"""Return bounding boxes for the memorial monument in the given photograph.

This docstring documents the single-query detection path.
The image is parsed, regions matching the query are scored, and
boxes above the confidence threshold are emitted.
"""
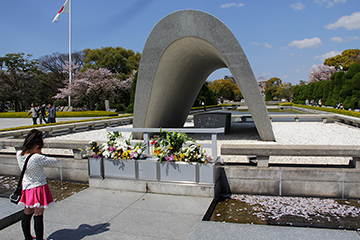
[133,10,275,141]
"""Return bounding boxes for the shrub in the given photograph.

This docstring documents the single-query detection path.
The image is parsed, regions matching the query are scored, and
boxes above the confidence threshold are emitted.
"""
[95,103,105,111]
[279,102,293,106]
[0,111,118,118]
[125,103,134,113]
[292,104,360,118]
[0,114,132,132]
[53,99,68,106]
[344,63,360,80]
[110,103,125,112]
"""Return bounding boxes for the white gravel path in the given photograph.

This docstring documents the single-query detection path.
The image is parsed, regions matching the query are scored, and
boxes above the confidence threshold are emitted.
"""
[49,121,360,145]
[48,121,360,165]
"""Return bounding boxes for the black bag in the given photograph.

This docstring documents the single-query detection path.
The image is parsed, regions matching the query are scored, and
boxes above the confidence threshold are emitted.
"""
[9,187,22,204]
[9,154,33,204]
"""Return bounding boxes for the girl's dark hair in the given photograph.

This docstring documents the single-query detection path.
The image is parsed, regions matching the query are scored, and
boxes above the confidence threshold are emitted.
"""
[21,129,44,155]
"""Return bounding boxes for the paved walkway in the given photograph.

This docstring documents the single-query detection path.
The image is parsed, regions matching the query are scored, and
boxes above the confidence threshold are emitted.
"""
[0,117,105,130]
[1,188,359,240]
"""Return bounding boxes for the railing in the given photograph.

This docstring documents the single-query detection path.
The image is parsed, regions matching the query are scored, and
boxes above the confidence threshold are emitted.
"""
[231,114,335,123]
[221,144,360,167]
[106,127,225,157]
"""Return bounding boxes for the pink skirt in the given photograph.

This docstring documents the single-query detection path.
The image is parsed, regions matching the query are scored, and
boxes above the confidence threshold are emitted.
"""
[19,184,55,208]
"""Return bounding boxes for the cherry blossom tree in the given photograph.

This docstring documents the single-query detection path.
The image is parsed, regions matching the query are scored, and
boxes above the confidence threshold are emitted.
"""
[54,66,135,109]
[308,65,338,83]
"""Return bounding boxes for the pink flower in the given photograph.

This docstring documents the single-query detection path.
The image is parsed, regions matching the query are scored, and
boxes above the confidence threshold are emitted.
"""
[109,146,115,152]
[165,155,174,161]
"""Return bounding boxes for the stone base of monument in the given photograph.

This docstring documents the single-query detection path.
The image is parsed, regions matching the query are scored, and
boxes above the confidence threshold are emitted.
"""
[88,157,222,197]
[89,178,221,197]
[194,112,231,134]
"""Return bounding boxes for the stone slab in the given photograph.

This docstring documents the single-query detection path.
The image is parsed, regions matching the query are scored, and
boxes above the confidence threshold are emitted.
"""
[344,182,360,199]
[1,188,358,240]
[281,168,344,182]
[281,181,342,198]
[227,179,279,196]
[0,197,23,230]
[194,112,231,134]
[187,221,358,240]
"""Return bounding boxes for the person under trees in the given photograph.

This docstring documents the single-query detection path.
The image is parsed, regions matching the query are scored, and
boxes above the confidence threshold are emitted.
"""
[292,63,360,109]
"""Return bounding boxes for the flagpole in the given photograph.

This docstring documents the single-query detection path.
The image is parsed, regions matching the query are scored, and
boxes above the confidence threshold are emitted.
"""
[68,0,72,107]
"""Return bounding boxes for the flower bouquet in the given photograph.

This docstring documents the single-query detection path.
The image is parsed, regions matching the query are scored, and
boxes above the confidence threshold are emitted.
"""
[151,129,212,164]
[89,131,147,160]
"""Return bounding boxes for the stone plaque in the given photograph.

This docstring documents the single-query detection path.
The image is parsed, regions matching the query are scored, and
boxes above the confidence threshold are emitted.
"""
[194,112,231,134]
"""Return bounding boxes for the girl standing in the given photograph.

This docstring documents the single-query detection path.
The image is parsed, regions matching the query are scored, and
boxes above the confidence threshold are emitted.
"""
[17,129,58,240]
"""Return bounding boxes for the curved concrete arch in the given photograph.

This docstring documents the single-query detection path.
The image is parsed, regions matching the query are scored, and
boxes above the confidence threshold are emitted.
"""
[133,10,275,141]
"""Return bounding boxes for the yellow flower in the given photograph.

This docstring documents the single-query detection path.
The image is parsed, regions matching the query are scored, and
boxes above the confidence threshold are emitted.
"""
[169,146,173,150]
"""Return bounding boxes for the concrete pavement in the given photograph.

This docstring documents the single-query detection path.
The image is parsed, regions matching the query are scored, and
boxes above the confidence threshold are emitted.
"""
[1,188,359,240]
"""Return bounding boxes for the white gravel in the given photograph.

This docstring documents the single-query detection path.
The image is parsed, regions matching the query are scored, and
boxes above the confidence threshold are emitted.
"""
[47,121,360,165]
[48,121,360,145]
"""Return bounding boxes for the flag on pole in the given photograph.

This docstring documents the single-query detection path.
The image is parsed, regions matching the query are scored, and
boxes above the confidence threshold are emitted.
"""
[51,0,70,23]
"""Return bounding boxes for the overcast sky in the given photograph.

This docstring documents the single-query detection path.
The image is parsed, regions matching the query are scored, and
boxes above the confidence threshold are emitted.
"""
[0,0,359,85]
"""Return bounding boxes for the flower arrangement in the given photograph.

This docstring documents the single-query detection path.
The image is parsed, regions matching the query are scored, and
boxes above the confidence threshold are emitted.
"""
[151,129,212,164]
[89,131,147,160]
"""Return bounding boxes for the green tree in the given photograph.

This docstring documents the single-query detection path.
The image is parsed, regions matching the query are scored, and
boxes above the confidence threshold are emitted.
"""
[292,85,301,103]
[83,47,141,80]
[0,53,40,111]
[332,71,345,102]
[292,63,360,108]
[343,63,360,80]
[265,77,282,101]
[277,82,293,101]
[125,71,138,113]
[352,73,360,108]
[324,49,360,71]
[210,78,240,100]
[193,82,217,107]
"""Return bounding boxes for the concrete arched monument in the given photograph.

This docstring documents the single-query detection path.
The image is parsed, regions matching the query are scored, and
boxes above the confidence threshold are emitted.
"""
[133,10,275,141]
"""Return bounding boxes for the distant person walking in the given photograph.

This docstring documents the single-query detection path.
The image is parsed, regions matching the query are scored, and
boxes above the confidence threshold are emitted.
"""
[17,129,58,240]
[27,103,39,125]
[38,104,47,124]
[318,99,322,107]
[47,103,56,123]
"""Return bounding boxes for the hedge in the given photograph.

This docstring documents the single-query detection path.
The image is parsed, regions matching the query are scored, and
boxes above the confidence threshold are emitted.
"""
[0,111,118,118]
[0,114,133,132]
[281,103,360,118]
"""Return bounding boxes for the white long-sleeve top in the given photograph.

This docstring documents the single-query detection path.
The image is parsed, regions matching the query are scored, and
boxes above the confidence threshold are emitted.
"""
[16,151,58,190]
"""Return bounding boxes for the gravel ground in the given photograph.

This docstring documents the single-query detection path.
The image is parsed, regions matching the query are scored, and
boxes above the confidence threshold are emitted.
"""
[44,121,360,165]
